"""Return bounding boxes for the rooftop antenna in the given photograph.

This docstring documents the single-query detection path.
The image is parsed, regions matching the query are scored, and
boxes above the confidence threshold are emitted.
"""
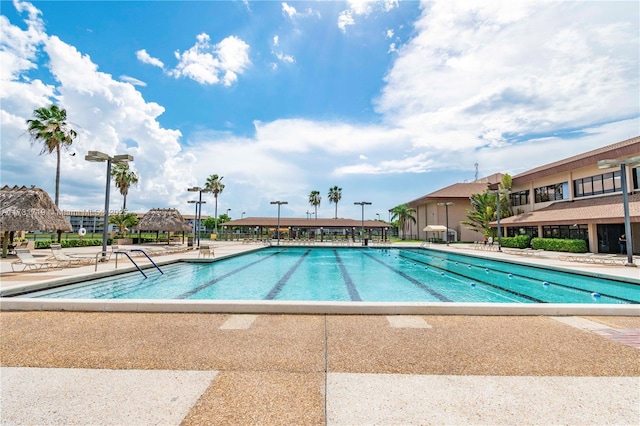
[474,163,479,182]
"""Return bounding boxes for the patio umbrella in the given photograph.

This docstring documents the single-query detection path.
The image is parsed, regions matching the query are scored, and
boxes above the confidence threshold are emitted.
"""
[137,208,191,242]
[0,185,73,257]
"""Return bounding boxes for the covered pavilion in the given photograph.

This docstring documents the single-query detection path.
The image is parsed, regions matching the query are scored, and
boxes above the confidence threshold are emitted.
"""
[223,217,390,241]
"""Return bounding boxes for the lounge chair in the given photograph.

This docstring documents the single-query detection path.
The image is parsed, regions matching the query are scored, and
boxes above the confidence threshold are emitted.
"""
[558,253,596,263]
[11,248,60,272]
[50,244,94,266]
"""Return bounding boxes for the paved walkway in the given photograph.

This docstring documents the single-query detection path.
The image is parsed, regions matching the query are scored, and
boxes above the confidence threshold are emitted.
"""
[1,242,639,425]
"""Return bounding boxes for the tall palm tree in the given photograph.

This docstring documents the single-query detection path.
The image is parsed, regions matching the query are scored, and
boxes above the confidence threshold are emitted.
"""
[308,190,321,219]
[26,104,77,206]
[391,203,416,240]
[111,164,139,210]
[328,186,342,219]
[205,174,225,234]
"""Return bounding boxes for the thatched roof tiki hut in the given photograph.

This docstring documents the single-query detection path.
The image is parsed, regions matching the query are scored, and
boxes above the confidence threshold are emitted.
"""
[137,208,191,243]
[0,185,73,257]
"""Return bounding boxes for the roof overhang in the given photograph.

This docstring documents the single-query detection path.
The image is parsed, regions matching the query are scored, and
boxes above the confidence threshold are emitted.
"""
[423,225,447,232]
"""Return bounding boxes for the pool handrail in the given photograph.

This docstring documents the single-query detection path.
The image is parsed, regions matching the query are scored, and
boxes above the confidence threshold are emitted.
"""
[129,249,164,275]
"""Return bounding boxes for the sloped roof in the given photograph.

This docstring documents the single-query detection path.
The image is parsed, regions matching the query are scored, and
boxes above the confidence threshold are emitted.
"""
[407,181,495,207]
[498,193,640,227]
[137,208,191,232]
[511,136,640,185]
[0,185,73,232]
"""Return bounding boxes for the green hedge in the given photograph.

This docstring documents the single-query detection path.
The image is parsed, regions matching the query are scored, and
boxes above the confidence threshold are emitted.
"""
[499,235,531,249]
[34,238,113,249]
[531,237,588,253]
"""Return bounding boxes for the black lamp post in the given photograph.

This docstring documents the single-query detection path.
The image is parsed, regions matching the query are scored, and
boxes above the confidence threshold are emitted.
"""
[85,151,133,259]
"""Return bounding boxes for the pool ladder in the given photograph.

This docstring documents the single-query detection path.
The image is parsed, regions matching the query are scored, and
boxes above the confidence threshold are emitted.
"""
[114,249,163,279]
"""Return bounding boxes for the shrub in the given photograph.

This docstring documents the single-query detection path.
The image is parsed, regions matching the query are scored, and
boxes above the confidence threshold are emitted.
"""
[500,235,531,249]
[531,237,588,253]
[34,238,113,250]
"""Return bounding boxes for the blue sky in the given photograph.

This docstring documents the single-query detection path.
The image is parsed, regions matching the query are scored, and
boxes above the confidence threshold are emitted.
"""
[1,0,638,221]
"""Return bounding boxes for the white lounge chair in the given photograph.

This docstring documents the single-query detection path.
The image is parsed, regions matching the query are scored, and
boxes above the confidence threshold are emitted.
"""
[50,244,94,266]
[11,248,60,272]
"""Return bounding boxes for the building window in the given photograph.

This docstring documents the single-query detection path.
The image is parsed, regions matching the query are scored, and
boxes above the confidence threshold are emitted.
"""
[510,190,529,207]
[573,170,621,198]
[534,183,566,203]
[506,226,538,238]
[542,224,588,240]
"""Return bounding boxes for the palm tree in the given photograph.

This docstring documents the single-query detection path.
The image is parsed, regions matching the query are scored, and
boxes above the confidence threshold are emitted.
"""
[111,164,139,210]
[308,190,321,219]
[328,186,342,219]
[205,174,225,234]
[390,204,416,240]
[108,209,139,237]
[462,174,513,239]
[26,104,77,206]
[461,192,496,238]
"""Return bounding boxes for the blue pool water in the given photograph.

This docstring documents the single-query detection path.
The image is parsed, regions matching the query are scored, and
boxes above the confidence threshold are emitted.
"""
[19,247,640,304]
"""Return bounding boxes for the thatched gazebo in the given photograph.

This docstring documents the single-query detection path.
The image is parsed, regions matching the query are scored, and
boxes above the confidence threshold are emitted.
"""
[137,208,191,243]
[0,185,73,257]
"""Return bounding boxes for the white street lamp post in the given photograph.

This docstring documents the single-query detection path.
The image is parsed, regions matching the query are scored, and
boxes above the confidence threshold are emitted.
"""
[85,151,133,259]
[486,190,510,251]
[354,201,372,245]
[437,202,454,246]
[270,201,288,245]
[188,187,211,248]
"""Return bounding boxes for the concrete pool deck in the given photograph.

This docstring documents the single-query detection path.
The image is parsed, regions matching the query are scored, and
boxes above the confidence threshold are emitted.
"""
[1,242,639,425]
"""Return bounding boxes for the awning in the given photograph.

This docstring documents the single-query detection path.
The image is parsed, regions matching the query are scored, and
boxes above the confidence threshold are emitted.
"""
[423,225,447,232]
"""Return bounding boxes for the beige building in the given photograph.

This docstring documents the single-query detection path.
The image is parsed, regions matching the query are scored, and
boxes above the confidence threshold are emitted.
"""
[404,136,640,254]
[405,173,503,242]
[498,136,640,254]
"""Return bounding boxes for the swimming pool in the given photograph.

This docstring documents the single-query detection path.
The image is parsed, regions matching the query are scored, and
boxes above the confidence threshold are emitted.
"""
[15,247,640,305]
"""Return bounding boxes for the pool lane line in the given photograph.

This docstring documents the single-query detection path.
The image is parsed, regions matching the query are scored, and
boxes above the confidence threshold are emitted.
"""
[363,252,452,302]
[264,249,311,300]
[406,251,638,304]
[177,248,288,299]
[399,252,544,303]
[333,250,362,301]
[28,265,188,299]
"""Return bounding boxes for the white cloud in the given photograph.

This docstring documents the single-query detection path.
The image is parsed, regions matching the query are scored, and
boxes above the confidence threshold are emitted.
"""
[387,43,396,53]
[281,2,297,18]
[337,11,355,33]
[136,49,164,68]
[119,75,146,87]
[271,34,295,66]
[170,33,250,86]
[338,0,399,32]
[385,29,394,39]
[375,0,640,153]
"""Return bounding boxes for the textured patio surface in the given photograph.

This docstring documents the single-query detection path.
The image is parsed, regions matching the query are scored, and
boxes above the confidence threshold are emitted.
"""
[1,312,638,425]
